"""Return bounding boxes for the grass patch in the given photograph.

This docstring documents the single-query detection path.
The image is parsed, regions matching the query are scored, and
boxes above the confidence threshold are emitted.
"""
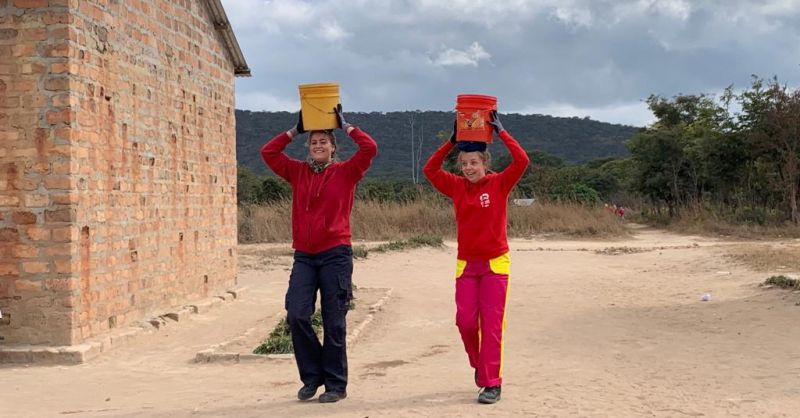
[253,293,359,355]
[371,234,443,253]
[762,275,800,290]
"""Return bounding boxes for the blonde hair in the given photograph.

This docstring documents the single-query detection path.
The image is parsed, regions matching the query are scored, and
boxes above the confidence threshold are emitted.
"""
[457,150,491,172]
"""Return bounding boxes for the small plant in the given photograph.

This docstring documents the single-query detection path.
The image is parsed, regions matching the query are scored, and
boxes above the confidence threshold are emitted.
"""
[253,317,293,354]
[352,245,369,259]
[253,311,324,355]
[762,275,800,290]
[408,234,444,247]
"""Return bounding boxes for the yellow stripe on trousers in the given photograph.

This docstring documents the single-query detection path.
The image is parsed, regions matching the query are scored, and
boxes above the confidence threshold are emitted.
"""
[489,253,511,379]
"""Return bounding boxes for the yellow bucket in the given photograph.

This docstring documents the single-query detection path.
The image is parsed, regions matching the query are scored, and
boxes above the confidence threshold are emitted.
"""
[298,82,340,130]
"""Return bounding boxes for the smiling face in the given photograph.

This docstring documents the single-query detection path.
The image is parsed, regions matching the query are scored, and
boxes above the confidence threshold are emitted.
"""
[307,131,336,163]
[458,151,488,183]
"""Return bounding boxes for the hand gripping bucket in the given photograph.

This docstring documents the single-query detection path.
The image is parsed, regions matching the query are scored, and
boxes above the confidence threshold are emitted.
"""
[455,94,498,143]
[298,82,340,130]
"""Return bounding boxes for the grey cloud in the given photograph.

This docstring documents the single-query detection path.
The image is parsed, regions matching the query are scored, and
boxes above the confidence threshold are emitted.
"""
[224,0,800,126]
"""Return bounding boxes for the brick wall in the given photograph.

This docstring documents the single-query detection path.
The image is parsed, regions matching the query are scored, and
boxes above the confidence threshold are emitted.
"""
[0,0,238,346]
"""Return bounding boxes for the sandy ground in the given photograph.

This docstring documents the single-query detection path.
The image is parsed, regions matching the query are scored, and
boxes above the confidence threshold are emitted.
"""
[2,225,800,417]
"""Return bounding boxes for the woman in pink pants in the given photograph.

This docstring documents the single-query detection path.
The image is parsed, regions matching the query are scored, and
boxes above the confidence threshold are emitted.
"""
[423,111,529,404]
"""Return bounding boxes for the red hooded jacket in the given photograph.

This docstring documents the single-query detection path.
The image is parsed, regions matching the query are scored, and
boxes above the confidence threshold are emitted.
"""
[423,131,529,261]
[261,127,377,254]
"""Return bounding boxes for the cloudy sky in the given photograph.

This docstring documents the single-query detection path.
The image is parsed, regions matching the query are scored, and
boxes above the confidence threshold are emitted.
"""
[221,0,800,127]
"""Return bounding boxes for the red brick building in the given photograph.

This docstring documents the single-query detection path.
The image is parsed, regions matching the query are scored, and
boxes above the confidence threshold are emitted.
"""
[0,0,249,351]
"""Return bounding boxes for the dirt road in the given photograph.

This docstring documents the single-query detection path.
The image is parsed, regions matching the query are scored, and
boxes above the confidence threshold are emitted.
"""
[2,226,799,417]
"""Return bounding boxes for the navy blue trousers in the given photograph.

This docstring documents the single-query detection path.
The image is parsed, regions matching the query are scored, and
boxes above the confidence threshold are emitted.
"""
[285,245,353,393]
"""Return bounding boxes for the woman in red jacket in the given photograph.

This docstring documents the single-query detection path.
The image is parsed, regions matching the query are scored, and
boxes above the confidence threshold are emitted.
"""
[261,105,377,403]
[423,111,529,404]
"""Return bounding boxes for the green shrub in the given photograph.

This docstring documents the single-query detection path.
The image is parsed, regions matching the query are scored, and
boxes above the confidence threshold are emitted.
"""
[763,275,800,289]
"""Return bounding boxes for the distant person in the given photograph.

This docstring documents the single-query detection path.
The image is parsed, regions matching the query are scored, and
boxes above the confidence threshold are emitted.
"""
[423,111,530,404]
[260,105,377,403]
[615,205,626,220]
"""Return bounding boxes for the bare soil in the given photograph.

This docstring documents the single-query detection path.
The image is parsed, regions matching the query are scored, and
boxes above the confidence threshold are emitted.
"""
[2,225,800,417]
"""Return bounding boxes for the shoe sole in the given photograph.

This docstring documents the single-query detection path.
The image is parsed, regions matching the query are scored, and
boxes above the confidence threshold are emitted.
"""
[319,393,347,403]
[478,396,500,404]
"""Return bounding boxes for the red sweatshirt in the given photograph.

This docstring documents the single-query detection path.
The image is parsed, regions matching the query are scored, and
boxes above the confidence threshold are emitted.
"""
[423,131,530,261]
[260,128,377,254]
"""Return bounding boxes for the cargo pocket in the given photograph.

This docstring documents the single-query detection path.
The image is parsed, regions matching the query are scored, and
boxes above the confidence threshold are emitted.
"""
[455,259,467,279]
[337,273,353,311]
[489,253,511,275]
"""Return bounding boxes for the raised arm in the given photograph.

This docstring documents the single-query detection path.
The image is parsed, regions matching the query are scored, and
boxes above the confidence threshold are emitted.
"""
[260,114,306,183]
[489,111,530,191]
[423,132,460,197]
[335,105,378,180]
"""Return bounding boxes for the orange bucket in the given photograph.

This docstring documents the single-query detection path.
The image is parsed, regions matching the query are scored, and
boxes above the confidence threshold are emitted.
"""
[455,94,497,143]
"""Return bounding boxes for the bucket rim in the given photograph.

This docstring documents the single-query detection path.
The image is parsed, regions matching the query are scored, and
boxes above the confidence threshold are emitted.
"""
[299,82,340,89]
[456,94,497,102]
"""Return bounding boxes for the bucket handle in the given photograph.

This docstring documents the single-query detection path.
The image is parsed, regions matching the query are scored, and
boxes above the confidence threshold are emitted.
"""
[300,95,336,115]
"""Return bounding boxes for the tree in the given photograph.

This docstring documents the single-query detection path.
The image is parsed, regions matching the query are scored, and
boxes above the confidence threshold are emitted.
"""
[739,77,800,223]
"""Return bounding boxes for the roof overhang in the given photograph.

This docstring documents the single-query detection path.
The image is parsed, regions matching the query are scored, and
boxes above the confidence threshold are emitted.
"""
[203,0,251,77]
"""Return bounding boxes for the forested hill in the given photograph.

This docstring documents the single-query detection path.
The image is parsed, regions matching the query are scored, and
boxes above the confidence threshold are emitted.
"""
[236,110,640,179]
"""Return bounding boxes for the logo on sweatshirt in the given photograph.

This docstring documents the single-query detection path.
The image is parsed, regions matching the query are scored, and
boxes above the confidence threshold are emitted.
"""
[479,193,491,208]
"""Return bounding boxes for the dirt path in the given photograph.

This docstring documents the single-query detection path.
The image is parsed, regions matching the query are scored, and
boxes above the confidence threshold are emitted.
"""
[2,226,800,417]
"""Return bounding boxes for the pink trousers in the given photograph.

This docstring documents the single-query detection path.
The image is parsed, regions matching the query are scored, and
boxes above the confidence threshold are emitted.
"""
[455,255,510,388]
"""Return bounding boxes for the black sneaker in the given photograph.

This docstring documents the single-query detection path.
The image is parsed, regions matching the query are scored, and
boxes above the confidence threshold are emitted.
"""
[319,391,347,403]
[297,383,321,401]
[478,386,501,404]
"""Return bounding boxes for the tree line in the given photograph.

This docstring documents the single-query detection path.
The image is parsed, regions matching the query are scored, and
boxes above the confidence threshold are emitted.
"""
[239,75,800,226]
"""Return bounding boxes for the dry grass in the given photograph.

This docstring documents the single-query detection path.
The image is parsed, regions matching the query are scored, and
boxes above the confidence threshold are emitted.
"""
[238,200,628,243]
[635,205,800,239]
[507,202,629,238]
[724,243,800,272]
[238,202,292,244]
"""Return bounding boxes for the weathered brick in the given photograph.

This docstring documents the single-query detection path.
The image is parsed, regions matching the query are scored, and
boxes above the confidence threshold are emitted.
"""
[24,226,50,241]
[53,258,77,274]
[50,194,76,206]
[12,244,38,258]
[11,211,38,225]
[23,194,49,207]
[0,29,18,40]
[14,279,42,292]
[43,42,69,58]
[43,277,78,292]
[43,243,72,257]
[0,228,19,241]
[45,207,75,222]
[0,263,19,275]
[44,176,73,190]
[44,78,69,91]
[22,262,49,274]
[52,226,76,242]
[0,195,20,206]
[45,108,73,125]
[14,0,48,7]
[20,28,47,41]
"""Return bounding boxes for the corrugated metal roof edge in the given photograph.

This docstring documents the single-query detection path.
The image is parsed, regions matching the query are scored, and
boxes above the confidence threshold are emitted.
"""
[202,0,251,77]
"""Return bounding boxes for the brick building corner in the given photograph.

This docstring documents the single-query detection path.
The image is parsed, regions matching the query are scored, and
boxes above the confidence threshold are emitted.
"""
[0,0,249,352]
